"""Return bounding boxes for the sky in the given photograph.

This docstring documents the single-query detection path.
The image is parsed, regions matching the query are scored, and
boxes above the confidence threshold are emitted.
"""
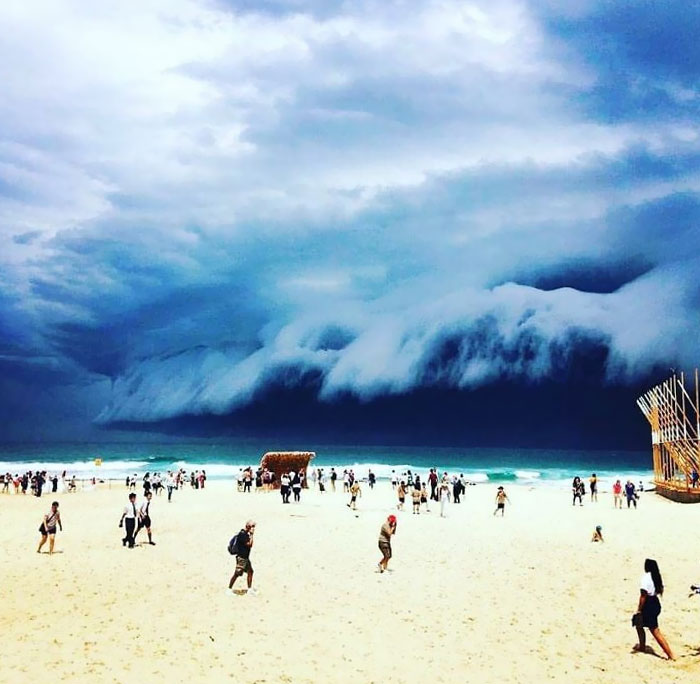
[1,0,699,446]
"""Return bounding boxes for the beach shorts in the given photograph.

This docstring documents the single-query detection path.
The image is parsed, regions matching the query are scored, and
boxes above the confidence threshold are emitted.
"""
[378,541,392,560]
[39,524,56,535]
[236,556,253,573]
[141,516,152,528]
[350,496,357,503]
[497,503,505,509]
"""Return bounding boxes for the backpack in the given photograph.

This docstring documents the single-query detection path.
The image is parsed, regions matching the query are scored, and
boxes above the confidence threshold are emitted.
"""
[227,532,241,556]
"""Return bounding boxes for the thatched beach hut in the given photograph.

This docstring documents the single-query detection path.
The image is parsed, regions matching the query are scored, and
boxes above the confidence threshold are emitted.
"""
[260,451,315,489]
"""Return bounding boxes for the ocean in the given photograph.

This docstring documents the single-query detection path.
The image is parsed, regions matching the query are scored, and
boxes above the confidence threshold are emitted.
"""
[0,441,653,489]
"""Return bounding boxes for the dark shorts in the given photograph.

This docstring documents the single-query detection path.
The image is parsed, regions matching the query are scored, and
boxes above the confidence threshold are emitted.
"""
[378,541,392,560]
[350,496,357,503]
[641,596,661,629]
[140,516,152,528]
[236,556,253,573]
[39,524,56,535]
[497,503,505,509]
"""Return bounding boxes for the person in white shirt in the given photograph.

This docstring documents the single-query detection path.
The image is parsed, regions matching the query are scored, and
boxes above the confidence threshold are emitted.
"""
[166,471,176,502]
[119,492,138,548]
[134,491,156,546]
[632,558,674,660]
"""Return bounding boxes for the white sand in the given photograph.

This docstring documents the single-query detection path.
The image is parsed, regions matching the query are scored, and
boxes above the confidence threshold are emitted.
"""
[1,481,699,683]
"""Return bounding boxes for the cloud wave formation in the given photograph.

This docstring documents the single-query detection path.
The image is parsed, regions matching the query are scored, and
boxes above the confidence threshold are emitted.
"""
[1,0,699,434]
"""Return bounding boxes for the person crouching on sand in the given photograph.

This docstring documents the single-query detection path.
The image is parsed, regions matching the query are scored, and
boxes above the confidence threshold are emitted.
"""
[493,486,509,516]
[37,501,62,554]
[378,515,397,573]
[227,520,256,595]
[591,525,604,542]
[632,558,674,660]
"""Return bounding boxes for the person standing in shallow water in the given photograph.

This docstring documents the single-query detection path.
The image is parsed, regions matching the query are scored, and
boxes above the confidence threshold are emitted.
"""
[632,558,674,660]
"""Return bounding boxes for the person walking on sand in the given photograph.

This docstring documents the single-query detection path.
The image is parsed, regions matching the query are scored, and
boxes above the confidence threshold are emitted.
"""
[291,471,302,502]
[589,473,598,502]
[397,481,406,510]
[632,558,674,660]
[412,485,421,514]
[439,477,450,517]
[378,515,397,573]
[420,483,430,512]
[37,501,62,554]
[119,492,139,548]
[613,479,623,509]
[227,520,256,595]
[625,480,638,509]
[347,480,362,510]
[134,491,156,545]
[330,468,337,492]
[493,486,509,516]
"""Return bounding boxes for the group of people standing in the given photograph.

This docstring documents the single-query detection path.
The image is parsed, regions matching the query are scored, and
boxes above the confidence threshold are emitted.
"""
[572,474,642,509]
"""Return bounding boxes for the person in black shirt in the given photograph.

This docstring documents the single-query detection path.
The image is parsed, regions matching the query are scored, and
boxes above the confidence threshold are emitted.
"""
[227,520,256,595]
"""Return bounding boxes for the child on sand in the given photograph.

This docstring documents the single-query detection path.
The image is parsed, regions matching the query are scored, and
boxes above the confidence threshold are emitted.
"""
[37,501,62,554]
[397,482,406,510]
[493,486,509,516]
[347,480,361,510]
[591,525,604,542]
[412,486,421,514]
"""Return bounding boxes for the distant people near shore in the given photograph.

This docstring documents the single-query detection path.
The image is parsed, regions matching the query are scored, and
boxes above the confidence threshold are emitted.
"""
[120,492,138,549]
[377,515,397,573]
[452,475,463,504]
[411,484,421,514]
[420,483,430,512]
[347,480,361,510]
[625,480,638,509]
[428,468,438,501]
[439,477,450,517]
[572,476,584,506]
[130,474,137,491]
[493,486,509,516]
[292,470,303,502]
[368,470,376,490]
[227,520,256,596]
[37,501,62,554]
[342,470,350,493]
[390,471,397,489]
[397,481,406,510]
[134,491,156,546]
[318,468,326,493]
[632,558,674,660]
[280,472,291,504]
[613,479,623,509]
[591,525,604,542]
[589,473,598,502]
[166,471,175,502]
[330,468,337,492]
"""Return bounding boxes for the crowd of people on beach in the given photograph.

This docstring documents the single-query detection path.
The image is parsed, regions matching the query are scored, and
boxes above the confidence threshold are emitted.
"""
[1,470,77,496]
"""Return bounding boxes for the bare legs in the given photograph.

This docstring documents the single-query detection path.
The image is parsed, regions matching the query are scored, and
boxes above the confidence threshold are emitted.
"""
[635,623,675,660]
[37,533,55,554]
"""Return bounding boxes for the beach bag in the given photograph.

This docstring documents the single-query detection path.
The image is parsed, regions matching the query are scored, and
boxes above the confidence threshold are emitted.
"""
[227,533,241,556]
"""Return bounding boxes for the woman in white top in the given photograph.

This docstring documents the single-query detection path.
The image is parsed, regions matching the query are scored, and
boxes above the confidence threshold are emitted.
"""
[632,558,674,660]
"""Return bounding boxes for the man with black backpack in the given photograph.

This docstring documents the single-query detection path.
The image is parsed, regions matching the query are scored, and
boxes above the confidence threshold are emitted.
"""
[226,520,256,595]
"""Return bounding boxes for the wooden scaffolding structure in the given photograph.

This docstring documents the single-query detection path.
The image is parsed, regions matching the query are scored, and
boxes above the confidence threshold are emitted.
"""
[637,371,700,503]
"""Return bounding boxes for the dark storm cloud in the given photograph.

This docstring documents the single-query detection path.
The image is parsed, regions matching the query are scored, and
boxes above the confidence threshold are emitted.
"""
[0,0,698,441]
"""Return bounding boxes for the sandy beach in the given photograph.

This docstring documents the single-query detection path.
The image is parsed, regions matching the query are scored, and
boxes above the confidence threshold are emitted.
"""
[1,480,699,684]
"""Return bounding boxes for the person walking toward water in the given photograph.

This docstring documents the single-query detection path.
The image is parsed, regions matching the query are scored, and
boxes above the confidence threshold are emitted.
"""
[119,492,139,548]
[37,501,62,554]
[134,491,156,545]
[412,485,421,514]
[589,473,598,502]
[420,483,430,512]
[397,481,406,510]
[493,486,509,516]
[347,480,361,510]
[632,558,674,660]
[613,479,622,509]
[377,515,397,573]
[227,520,256,595]
[292,472,302,502]
[280,473,291,504]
